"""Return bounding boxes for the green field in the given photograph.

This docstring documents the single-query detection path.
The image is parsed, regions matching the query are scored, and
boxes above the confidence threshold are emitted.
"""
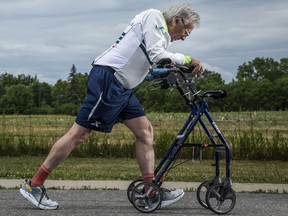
[0,111,287,160]
[0,157,287,184]
[0,112,287,184]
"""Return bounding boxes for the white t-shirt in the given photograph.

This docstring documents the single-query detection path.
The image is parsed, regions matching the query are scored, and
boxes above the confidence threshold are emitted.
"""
[93,9,186,89]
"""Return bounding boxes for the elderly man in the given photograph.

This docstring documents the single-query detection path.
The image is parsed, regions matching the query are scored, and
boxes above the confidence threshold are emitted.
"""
[20,3,203,210]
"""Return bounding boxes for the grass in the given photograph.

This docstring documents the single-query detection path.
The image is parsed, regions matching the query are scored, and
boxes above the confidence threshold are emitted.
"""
[0,112,287,185]
[0,156,287,184]
[0,111,287,160]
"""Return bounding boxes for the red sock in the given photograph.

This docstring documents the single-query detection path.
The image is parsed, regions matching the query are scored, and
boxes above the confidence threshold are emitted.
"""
[142,173,155,194]
[30,164,51,187]
[142,173,154,182]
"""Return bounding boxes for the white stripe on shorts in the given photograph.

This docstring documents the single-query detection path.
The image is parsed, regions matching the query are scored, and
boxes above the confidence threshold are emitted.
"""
[88,92,103,121]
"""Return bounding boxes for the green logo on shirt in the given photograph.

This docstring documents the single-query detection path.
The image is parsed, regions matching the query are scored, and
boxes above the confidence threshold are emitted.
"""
[156,26,166,35]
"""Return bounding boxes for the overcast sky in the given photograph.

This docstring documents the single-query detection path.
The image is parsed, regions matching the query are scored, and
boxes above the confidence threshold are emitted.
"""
[1,0,287,84]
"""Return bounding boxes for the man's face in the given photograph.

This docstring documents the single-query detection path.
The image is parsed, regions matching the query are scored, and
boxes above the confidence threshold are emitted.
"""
[169,17,193,42]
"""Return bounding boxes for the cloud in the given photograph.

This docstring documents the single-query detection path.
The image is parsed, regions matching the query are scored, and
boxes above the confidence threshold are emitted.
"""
[204,63,235,83]
[1,0,287,84]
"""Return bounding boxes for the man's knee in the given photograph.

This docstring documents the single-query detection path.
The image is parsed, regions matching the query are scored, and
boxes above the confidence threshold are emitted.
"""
[137,123,154,145]
[78,130,90,143]
[69,123,91,146]
[124,116,154,145]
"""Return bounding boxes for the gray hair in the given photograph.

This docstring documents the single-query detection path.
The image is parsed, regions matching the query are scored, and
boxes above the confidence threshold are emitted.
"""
[162,3,200,28]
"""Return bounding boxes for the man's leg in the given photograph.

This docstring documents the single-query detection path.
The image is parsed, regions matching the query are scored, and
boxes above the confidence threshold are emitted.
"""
[31,123,91,186]
[43,123,91,172]
[124,116,185,208]
[123,116,154,176]
[20,123,91,209]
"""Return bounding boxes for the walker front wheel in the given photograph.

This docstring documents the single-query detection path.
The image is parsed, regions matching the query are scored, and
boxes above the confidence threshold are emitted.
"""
[206,183,236,214]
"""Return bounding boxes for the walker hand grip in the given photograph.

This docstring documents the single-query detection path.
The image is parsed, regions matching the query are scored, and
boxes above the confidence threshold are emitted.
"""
[150,68,171,75]
[146,68,172,81]
[203,90,228,99]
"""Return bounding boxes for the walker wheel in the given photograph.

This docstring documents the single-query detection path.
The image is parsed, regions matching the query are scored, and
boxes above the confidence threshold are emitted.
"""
[127,179,142,204]
[206,183,236,214]
[196,181,213,209]
[131,181,162,213]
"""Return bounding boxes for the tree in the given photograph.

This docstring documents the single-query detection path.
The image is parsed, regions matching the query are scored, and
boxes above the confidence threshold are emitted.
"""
[1,57,287,114]
[253,79,273,110]
[225,79,255,111]
[0,72,17,98]
[270,76,288,110]
[31,82,52,107]
[234,57,288,111]
[197,70,227,111]
[51,79,70,105]
[16,74,38,85]
[67,64,87,105]
[236,57,285,82]
[279,58,288,75]
[0,84,33,114]
[51,77,84,115]
[197,71,225,90]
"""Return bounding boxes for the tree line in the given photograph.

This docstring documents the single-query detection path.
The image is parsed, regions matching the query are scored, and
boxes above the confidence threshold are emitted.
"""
[0,57,287,114]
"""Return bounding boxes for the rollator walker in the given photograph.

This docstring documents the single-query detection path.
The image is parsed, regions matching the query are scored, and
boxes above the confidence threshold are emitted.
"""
[127,59,236,214]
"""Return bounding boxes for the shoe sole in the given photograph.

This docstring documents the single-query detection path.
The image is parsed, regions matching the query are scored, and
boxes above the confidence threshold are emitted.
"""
[20,188,59,210]
[160,191,185,208]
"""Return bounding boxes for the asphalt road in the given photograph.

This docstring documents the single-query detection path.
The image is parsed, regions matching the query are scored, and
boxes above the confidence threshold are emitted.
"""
[0,189,287,216]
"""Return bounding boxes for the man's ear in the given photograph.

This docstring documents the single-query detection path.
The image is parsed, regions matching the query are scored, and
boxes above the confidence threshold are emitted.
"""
[174,16,181,24]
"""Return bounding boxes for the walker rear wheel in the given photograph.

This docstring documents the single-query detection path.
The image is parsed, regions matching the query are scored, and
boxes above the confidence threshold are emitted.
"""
[197,181,213,209]
[127,179,142,204]
[131,181,162,213]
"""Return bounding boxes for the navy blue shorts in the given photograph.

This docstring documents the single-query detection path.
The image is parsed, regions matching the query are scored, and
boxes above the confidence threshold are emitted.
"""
[75,66,145,133]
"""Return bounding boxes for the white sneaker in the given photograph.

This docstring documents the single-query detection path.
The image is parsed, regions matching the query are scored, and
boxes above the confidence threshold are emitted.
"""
[20,179,59,210]
[160,188,185,208]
